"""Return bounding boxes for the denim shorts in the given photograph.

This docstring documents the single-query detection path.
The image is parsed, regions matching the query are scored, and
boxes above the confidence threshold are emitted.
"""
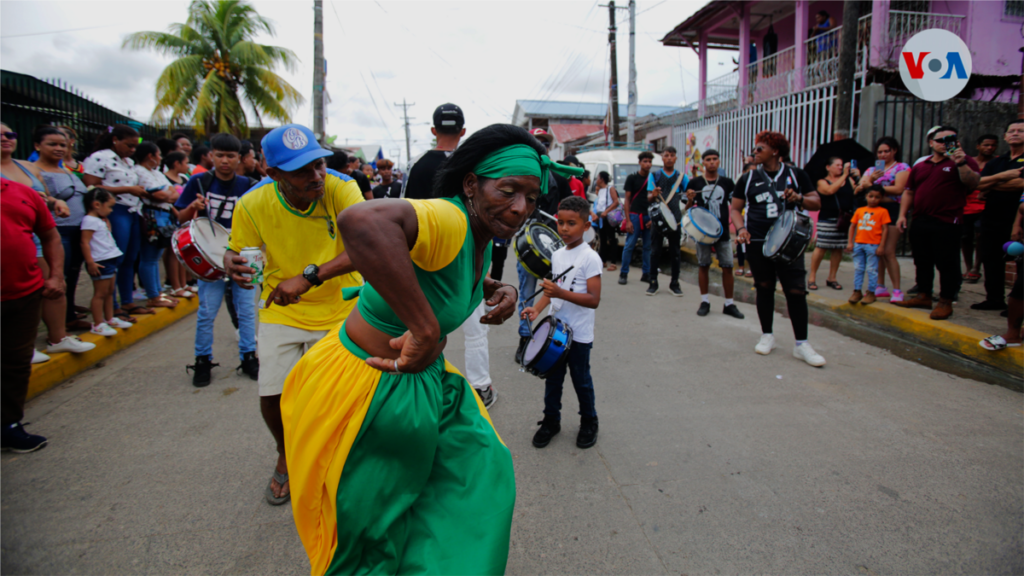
[89,257,120,280]
[696,237,734,268]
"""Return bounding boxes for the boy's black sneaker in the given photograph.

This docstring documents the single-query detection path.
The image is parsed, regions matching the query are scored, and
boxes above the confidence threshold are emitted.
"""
[640,273,650,283]
[515,336,530,365]
[532,417,561,448]
[187,355,218,388]
[669,284,683,297]
[0,422,47,453]
[646,282,659,296]
[697,301,711,316]
[576,416,599,449]
[237,351,259,381]
[618,275,627,285]
[970,300,1007,311]
[723,304,745,319]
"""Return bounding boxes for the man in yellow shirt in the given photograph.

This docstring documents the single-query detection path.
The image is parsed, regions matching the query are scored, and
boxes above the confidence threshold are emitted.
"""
[224,124,364,505]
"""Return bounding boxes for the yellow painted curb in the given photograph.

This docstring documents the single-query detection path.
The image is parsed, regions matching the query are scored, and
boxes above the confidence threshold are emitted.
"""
[28,297,199,400]
[679,245,1024,376]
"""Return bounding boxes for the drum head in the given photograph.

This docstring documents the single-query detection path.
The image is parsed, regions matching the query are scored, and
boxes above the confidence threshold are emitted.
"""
[662,206,679,230]
[527,223,562,259]
[763,210,795,257]
[191,218,230,272]
[689,207,723,237]
[523,318,552,364]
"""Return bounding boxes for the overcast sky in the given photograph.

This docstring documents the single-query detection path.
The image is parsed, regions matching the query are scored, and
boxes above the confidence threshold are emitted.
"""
[0,0,733,163]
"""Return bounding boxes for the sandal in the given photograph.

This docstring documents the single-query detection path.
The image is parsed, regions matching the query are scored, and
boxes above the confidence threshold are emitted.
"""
[607,264,617,271]
[113,312,138,323]
[744,270,753,278]
[735,268,744,276]
[808,281,819,290]
[979,335,1022,351]
[826,280,843,290]
[147,296,178,309]
[265,470,290,506]
[65,319,93,331]
[171,288,194,299]
[965,272,981,284]
[122,304,156,315]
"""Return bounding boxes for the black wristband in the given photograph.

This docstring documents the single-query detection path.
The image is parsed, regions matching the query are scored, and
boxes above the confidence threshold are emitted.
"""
[956,160,968,167]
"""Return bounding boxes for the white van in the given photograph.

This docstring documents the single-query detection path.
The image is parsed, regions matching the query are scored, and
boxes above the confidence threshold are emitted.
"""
[576,148,664,201]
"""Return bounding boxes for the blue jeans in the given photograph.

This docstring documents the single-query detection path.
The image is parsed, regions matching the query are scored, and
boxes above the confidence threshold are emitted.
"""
[139,240,164,300]
[58,225,85,323]
[517,261,537,338]
[620,213,651,276]
[853,243,880,293]
[543,342,596,420]
[195,279,257,360]
[108,204,140,306]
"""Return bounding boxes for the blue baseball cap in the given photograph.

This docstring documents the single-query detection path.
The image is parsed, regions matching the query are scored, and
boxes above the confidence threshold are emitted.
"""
[261,124,333,172]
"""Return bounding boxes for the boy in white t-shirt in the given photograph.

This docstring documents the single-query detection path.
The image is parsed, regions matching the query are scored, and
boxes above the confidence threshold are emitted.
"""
[522,196,603,449]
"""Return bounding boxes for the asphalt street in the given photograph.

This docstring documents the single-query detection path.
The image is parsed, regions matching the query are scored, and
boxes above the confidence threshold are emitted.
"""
[3,257,1022,575]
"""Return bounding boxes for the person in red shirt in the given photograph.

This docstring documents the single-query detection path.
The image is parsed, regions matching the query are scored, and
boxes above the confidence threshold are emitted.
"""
[895,126,980,320]
[1,178,65,453]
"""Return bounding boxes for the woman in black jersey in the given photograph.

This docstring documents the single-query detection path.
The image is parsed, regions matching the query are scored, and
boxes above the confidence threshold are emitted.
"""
[729,131,827,367]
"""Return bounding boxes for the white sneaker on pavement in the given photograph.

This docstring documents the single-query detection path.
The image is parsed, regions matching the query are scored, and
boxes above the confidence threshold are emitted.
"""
[91,323,118,337]
[755,334,776,355]
[108,317,133,329]
[46,336,96,354]
[31,350,51,364]
[793,343,826,367]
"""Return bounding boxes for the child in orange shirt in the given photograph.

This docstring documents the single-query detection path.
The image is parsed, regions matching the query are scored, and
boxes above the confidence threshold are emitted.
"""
[847,185,891,305]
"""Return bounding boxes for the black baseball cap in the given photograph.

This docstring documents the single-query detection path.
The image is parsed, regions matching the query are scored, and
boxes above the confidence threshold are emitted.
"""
[433,103,465,132]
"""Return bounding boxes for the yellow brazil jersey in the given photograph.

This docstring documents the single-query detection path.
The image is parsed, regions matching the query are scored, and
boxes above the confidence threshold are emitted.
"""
[229,173,364,331]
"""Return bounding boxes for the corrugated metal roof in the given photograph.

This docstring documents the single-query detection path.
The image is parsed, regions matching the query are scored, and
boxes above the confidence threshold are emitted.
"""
[549,123,603,143]
[515,100,683,119]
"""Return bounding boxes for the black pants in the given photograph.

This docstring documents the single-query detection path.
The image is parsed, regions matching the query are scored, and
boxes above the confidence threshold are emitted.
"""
[980,210,1015,304]
[2,289,43,427]
[491,243,509,282]
[736,241,746,267]
[651,224,681,285]
[747,243,809,340]
[58,225,84,323]
[910,215,962,301]
[597,219,619,264]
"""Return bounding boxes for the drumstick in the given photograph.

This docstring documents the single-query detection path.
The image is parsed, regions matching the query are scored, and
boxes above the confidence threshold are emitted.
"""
[536,209,557,223]
[205,193,216,236]
[522,265,575,303]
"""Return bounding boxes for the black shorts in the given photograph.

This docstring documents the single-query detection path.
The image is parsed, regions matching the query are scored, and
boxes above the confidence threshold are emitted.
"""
[746,241,807,292]
[883,202,900,225]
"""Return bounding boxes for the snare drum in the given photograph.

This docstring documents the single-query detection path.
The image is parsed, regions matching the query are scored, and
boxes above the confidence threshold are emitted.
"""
[172,217,230,281]
[763,210,813,264]
[649,202,678,234]
[681,206,723,245]
[521,316,573,378]
[515,222,563,279]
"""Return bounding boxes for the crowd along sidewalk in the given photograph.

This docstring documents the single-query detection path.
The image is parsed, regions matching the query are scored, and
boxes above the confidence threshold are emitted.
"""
[679,243,1024,379]
[28,298,199,401]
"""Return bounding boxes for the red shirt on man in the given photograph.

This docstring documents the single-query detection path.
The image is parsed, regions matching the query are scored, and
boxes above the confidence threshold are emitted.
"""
[1,179,55,301]
[569,176,586,198]
[905,155,980,224]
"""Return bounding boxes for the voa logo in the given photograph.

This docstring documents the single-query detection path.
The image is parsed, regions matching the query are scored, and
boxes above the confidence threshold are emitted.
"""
[899,29,972,102]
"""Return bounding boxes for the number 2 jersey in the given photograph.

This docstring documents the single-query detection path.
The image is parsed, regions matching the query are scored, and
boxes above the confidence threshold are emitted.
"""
[732,165,814,241]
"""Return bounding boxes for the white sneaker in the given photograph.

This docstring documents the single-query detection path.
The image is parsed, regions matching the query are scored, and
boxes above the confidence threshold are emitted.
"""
[793,343,826,367]
[755,334,776,355]
[108,317,133,329]
[31,349,51,364]
[45,336,96,354]
[91,323,118,337]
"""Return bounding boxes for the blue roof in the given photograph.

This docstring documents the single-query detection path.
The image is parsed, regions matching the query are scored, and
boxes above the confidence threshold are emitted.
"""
[515,100,683,119]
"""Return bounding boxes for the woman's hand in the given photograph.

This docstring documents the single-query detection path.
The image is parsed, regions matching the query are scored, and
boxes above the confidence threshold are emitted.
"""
[86,261,102,277]
[480,285,517,325]
[52,199,70,218]
[365,330,440,374]
[129,186,147,197]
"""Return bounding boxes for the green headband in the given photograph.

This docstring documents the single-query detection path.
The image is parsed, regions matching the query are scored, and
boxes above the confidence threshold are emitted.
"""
[471,144,584,196]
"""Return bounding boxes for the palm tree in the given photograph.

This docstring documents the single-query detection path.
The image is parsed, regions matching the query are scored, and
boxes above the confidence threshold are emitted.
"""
[124,0,303,137]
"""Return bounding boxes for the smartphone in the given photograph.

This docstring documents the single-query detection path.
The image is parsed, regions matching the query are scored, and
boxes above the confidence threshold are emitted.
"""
[874,159,886,173]
[850,159,857,170]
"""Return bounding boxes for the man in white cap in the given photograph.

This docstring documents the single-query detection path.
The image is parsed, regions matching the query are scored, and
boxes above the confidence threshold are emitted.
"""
[224,124,365,505]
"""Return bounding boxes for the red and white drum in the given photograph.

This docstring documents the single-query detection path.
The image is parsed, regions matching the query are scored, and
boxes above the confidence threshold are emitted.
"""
[172,217,230,281]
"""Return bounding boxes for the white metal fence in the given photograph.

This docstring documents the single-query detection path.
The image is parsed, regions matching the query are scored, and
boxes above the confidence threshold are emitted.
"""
[672,84,839,178]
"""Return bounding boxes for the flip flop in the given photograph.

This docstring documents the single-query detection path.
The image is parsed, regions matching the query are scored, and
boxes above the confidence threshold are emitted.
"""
[826,280,843,290]
[265,470,290,506]
[122,305,156,315]
[979,335,1022,351]
[147,297,178,309]
[113,310,139,323]
[808,282,819,290]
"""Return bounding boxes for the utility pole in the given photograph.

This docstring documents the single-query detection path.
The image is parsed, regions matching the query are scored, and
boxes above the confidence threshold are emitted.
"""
[833,0,860,137]
[627,0,637,147]
[394,99,414,165]
[604,2,620,144]
[312,0,324,142]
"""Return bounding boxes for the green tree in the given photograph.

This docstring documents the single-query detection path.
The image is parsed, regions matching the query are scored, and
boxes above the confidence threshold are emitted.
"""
[123,0,303,137]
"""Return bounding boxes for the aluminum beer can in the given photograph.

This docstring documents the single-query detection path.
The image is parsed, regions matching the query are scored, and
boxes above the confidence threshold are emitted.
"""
[240,247,265,286]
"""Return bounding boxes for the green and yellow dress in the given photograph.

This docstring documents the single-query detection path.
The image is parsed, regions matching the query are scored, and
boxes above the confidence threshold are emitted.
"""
[282,195,515,575]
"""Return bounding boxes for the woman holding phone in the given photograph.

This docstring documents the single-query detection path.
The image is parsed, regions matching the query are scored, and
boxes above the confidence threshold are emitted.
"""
[856,137,909,303]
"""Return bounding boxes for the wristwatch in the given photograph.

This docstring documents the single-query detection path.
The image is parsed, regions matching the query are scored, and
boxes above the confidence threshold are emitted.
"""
[302,264,323,287]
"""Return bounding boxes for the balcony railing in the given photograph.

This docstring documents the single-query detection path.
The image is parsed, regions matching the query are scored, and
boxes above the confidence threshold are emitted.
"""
[704,69,738,107]
[871,10,965,69]
[746,45,797,104]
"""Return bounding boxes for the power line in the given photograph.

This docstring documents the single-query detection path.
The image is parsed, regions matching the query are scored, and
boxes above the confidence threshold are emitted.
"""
[1,23,117,38]
[635,0,667,17]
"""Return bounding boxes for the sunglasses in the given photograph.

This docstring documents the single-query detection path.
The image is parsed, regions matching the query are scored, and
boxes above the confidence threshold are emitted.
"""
[754,145,767,153]
[1,131,17,140]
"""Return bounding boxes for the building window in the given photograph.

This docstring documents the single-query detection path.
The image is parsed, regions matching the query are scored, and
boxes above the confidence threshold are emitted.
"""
[1006,0,1024,17]
[890,1,929,12]
[650,137,667,153]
